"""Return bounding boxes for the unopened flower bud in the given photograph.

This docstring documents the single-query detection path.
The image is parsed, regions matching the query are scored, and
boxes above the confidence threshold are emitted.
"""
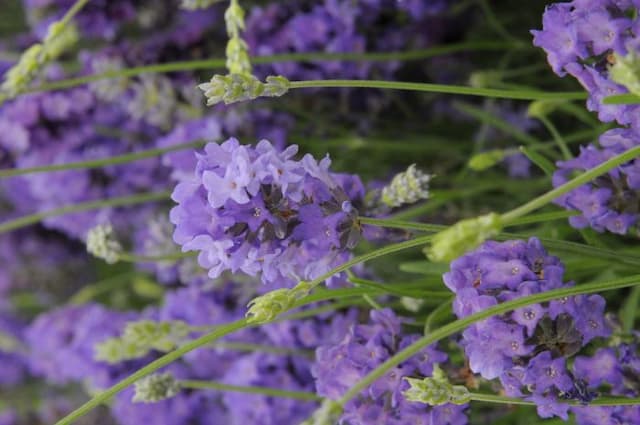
[403,365,471,406]
[133,373,181,403]
[609,51,640,97]
[425,213,502,263]
[86,223,123,264]
[381,164,432,208]
[468,150,505,171]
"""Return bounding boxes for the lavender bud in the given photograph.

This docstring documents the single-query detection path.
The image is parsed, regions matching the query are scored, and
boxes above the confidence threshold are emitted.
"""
[86,224,123,264]
[381,164,432,208]
[133,373,181,403]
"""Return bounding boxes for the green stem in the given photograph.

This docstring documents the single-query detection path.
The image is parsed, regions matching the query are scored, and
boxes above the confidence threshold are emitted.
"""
[180,380,322,401]
[470,392,640,407]
[359,216,640,267]
[118,251,195,264]
[57,0,91,29]
[537,115,572,160]
[209,341,313,358]
[68,272,143,305]
[453,101,542,146]
[301,234,434,292]
[0,141,205,178]
[602,93,640,104]
[501,144,640,223]
[288,80,587,101]
[0,191,170,235]
[30,41,519,93]
[54,319,250,425]
[423,298,453,334]
[335,273,640,408]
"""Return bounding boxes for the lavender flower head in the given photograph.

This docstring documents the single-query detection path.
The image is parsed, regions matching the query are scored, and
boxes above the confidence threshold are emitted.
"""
[553,128,640,235]
[444,238,610,419]
[170,138,364,288]
[532,0,640,129]
[312,308,467,425]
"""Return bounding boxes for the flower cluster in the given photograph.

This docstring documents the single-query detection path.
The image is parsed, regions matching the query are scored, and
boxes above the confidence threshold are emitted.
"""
[533,0,640,129]
[312,308,468,425]
[444,237,610,418]
[171,138,364,288]
[553,128,640,234]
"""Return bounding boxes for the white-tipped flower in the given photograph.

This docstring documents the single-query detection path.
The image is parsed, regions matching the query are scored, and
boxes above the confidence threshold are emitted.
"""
[86,223,123,264]
[403,365,471,406]
[133,373,181,403]
[127,74,176,129]
[381,164,432,208]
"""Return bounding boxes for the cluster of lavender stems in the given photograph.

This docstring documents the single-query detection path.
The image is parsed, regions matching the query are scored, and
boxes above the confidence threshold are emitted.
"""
[1,1,640,425]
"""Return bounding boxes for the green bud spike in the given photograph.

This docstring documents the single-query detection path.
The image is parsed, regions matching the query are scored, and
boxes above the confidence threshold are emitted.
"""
[199,74,290,106]
[180,0,225,9]
[403,365,471,406]
[300,400,343,425]
[609,51,640,97]
[425,213,502,263]
[527,99,564,119]
[246,281,313,324]
[468,150,505,171]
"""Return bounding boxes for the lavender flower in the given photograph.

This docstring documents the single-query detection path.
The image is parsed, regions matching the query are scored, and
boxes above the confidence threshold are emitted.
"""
[553,128,640,235]
[170,138,364,288]
[443,238,610,418]
[532,1,640,129]
[312,308,467,425]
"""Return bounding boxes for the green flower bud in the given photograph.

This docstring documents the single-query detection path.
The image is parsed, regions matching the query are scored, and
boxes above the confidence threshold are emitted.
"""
[246,281,312,324]
[609,51,640,97]
[86,223,122,264]
[94,320,191,364]
[133,373,181,403]
[403,365,471,406]
[381,164,432,208]
[527,99,564,119]
[425,213,502,263]
[199,74,290,106]
[468,150,505,171]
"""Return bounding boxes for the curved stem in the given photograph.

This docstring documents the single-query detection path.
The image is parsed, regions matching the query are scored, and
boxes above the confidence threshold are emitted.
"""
[288,80,586,101]
[501,144,640,223]
[54,319,250,425]
[57,0,91,29]
[469,392,640,407]
[359,216,640,267]
[118,251,195,264]
[30,41,520,93]
[0,191,170,234]
[0,140,205,178]
[180,380,322,401]
[335,273,640,408]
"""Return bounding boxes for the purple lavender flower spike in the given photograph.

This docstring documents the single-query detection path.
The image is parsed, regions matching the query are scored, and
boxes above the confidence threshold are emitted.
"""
[170,138,364,288]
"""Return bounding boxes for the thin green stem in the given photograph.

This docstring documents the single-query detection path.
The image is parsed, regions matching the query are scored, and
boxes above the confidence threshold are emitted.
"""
[602,93,640,104]
[288,80,587,101]
[476,0,521,43]
[56,0,91,30]
[118,251,195,264]
[302,234,434,292]
[423,299,453,334]
[68,272,143,305]
[358,216,640,267]
[470,392,640,407]
[538,115,572,160]
[0,191,170,235]
[501,144,640,223]
[31,41,519,93]
[54,319,250,425]
[209,341,313,358]
[335,273,640,408]
[180,380,322,401]
[0,141,205,178]
[453,101,542,146]
[507,210,579,226]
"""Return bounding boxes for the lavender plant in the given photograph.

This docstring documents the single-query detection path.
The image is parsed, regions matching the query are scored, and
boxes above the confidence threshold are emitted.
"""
[2,1,640,425]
